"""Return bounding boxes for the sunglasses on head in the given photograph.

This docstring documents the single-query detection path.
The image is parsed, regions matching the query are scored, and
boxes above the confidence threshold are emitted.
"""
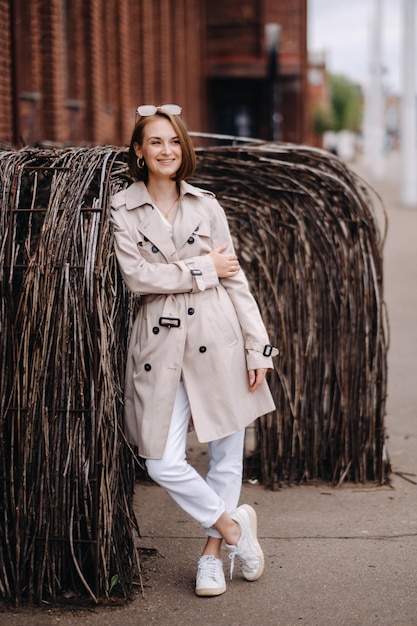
[136,104,182,117]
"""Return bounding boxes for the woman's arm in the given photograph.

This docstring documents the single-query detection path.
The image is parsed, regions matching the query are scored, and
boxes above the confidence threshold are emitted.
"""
[111,209,239,296]
[111,214,217,295]
[207,198,278,371]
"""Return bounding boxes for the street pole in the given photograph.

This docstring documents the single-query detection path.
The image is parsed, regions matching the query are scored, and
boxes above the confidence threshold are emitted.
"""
[364,0,384,178]
[265,23,281,141]
[400,0,417,207]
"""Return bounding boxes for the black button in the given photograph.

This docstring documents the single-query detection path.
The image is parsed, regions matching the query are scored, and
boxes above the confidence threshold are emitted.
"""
[195,225,199,232]
[144,363,151,371]
[199,346,207,353]
[187,236,195,244]
[188,308,195,315]
[144,236,149,242]
[151,245,159,253]
[152,327,160,334]
[190,269,202,276]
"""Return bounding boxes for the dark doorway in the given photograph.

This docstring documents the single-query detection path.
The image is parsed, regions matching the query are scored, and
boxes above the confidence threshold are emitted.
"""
[209,78,270,140]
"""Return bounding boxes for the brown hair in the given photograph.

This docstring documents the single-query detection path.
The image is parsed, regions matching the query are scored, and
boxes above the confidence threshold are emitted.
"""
[127,111,196,182]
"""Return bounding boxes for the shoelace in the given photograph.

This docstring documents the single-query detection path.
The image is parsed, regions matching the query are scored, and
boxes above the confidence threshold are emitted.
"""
[228,549,237,579]
[197,556,218,582]
[228,544,259,579]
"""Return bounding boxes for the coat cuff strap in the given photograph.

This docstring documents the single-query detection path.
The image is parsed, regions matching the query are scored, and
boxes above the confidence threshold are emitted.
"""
[186,256,219,292]
[245,340,279,357]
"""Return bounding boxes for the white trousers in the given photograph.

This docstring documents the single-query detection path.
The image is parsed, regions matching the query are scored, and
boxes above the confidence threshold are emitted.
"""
[146,380,245,539]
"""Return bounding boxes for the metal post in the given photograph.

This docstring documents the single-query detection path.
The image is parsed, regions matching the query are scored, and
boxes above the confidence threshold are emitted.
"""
[364,0,385,178]
[265,23,282,141]
[400,0,417,207]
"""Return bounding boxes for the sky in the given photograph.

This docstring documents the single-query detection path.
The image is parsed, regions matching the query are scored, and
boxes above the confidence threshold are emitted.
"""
[308,0,406,94]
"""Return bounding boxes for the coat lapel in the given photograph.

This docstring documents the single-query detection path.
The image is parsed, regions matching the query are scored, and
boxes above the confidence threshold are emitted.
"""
[172,195,206,253]
[172,181,213,252]
[139,212,178,262]
[125,182,178,262]
[124,180,213,261]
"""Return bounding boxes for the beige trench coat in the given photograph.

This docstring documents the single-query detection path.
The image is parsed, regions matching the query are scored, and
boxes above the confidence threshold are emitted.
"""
[111,180,278,459]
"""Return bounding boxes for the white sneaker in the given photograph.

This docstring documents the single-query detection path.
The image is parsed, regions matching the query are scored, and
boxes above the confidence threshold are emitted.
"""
[195,555,226,597]
[226,504,264,581]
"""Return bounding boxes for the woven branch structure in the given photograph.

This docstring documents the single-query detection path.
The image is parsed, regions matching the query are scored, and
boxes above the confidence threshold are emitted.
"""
[0,147,138,604]
[0,141,389,604]
[191,141,389,488]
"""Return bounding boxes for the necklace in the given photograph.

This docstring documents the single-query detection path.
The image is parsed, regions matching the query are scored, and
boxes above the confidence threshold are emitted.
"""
[150,193,179,219]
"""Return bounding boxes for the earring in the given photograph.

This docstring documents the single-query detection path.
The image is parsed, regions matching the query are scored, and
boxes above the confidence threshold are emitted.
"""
[137,156,145,169]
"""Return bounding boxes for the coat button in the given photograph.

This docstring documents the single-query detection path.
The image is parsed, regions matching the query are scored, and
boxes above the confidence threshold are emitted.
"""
[199,346,207,353]
[188,307,195,315]
[151,245,159,253]
[144,363,152,371]
[195,225,200,232]
[144,236,149,242]
[187,236,195,244]
[152,327,159,334]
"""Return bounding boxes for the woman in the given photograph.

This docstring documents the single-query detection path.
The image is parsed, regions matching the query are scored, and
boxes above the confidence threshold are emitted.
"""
[111,104,278,597]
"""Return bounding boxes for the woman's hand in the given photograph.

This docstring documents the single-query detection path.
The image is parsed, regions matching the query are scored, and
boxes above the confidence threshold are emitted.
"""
[248,368,268,393]
[209,243,240,278]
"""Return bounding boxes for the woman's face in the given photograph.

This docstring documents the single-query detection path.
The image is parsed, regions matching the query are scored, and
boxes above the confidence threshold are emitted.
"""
[134,117,182,181]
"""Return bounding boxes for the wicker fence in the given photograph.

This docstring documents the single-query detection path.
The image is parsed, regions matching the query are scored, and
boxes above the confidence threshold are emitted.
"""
[0,142,389,604]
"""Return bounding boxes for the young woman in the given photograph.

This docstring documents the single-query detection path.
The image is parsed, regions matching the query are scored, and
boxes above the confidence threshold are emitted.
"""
[111,104,278,596]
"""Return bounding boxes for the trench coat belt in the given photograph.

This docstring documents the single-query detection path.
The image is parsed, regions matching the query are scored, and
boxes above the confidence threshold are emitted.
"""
[141,293,182,328]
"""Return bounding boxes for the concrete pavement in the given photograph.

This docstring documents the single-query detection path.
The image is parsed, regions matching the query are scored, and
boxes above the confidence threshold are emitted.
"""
[2,152,417,626]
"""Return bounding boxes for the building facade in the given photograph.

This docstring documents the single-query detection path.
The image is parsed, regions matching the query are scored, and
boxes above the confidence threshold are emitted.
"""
[0,0,307,147]
[307,51,332,147]
[206,1,308,142]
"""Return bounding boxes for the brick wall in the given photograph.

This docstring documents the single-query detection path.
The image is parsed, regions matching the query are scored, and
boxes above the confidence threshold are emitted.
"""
[265,2,307,61]
[0,0,12,144]
[0,0,306,146]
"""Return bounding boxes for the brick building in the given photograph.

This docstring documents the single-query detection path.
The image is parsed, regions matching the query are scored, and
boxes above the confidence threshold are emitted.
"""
[207,1,308,142]
[307,51,332,147]
[0,0,307,147]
